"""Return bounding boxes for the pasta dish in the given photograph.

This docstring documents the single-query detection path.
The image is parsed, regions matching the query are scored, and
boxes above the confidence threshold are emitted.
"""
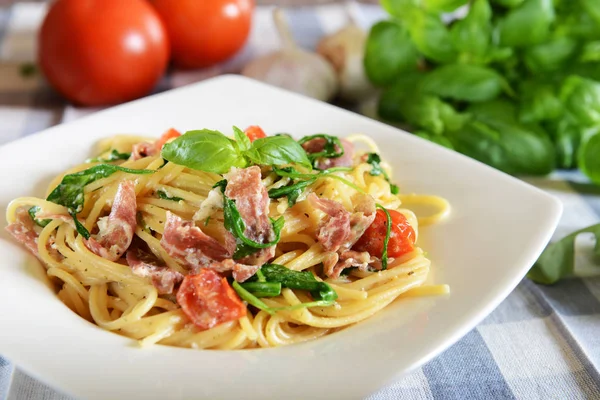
[6,126,450,349]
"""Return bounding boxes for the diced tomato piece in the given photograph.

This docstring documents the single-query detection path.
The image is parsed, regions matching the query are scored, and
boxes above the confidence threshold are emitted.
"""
[176,269,246,330]
[244,125,267,142]
[155,128,181,150]
[352,209,415,258]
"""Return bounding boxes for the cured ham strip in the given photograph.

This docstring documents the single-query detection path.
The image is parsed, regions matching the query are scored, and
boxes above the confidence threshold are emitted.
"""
[126,249,183,295]
[208,259,259,283]
[130,128,181,161]
[307,193,351,253]
[85,180,137,261]
[323,250,372,279]
[160,211,231,270]
[6,206,40,257]
[301,138,355,169]
[224,166,276,266]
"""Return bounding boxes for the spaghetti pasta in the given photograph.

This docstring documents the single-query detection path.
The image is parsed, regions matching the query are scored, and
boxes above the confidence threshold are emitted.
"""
[5,127,450,349]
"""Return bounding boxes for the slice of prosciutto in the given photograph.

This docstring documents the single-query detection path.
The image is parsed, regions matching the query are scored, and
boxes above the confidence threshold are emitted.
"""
[323,250,372,279]
[160,211,232,270]
[85,180,137,261]
[308,193,351,253]
[6,206,41,257]
[301,137,355,169]
[126,249,184,295]
[130,142,157,161]
[224,166,276,266]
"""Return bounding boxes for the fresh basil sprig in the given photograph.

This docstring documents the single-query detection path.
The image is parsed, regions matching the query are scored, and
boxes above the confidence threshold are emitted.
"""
[161,128,311,174]
[46,164,154,239]
[214,180,285,259]
[366,153,400,194]
[86,149,131,163]
[297,134,345,167]
[528,224,600,285]
[157,190,184,202]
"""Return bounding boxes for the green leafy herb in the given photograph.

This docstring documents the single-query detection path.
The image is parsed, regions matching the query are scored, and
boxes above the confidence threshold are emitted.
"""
[377,205,392,270]
[528,224,600,284]
[214,180,285,259]
[268,179,315,207]
[28,206,51,227]
[497,0,555,48]
[450,0,492,63]
[46,164,154,239]
[162,128,311,173]
[578,128,600,184]
[157,190,184,202]
[366,153,399,194]
[414,131,455,149]
[204,216,211,226]
[232,281,276,315]
[364,21,419,86]
[404,7,456,63]
[560,75,600,127]
[86,149,131,163]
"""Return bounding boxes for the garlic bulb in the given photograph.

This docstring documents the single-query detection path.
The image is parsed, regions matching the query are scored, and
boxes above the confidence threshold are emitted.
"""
[316,10,375,103]
[242,8,338,102]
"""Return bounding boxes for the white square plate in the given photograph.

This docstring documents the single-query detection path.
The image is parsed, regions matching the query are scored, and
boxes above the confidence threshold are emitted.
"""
[0,75,561,399]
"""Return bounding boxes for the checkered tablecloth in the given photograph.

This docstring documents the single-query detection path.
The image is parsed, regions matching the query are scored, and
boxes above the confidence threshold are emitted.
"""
[1,3,600,399]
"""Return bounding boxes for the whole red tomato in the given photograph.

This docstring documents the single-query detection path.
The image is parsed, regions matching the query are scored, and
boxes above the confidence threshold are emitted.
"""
[152,0,253,69]
[38,0,170,106]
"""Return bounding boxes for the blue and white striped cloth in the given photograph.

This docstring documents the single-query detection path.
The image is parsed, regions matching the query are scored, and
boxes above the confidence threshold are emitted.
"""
[1,3,600,399]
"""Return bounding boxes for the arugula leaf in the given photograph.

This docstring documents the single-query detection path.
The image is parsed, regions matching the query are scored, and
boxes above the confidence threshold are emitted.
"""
[404,8,456,63]
[46,164,154,239]
[528,224,600,285]
[161,129,246,174]
[578,128,600,184]
[239,281,282,297]
[366,153,399,194]
[421,64,510,102]
[86,149,131,163]
[498,0,555,47]
[260,264,338,302]
[232,281,276,315]
[364,20,420,87]
[244,135,312,170]
[28,206,51,227]
[215,180,285,259]
[377,205,392,270]
[560,76,600,127]
[157,190,184,202]
[233,126,251,152]
[268,179,315,207]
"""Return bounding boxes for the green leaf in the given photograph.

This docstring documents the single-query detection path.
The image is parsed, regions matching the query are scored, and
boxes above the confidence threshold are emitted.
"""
[376,204,392,270]
[545,118,582,170]
[364,20,420,87]
[239,281,282,297]
[405,8,456,63]
[268,179,315,207]
[86,149,131,163]
[260,264,338,302]
[528,224,600,285]
[581,0,600,25]
[518,81,563,123]
[380,0,419,18]
[157,190,184,202]
[297,134,345,167]
[161,129,246,174]
[560,76,600,127]
[579,41,600,63]
[28,206,51,227]
[414,131,455,149]
[366,153,399,194]
[578,127,600,184]
[523,36,578,73]
[245,136,312,169]
[498,0,555,47]
[423,0,468,12]
[233,126,251,152]
[450,0,491,61]
[232,281,275,315]
[46,164,154,239]
[447,100,556,175]
[421,64,509,102]
[491,0,524,7]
